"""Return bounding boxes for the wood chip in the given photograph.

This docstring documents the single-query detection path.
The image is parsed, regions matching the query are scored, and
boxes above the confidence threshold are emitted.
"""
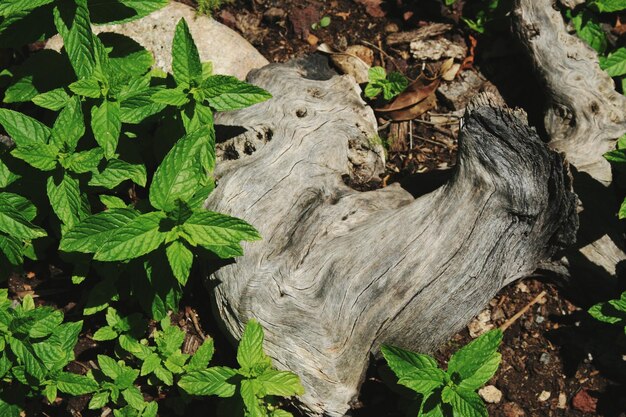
[386,23,453,46]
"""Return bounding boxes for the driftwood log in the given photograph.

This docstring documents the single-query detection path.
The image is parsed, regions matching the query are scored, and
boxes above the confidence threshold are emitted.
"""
[205,56,578,416]
[513,0,626,279]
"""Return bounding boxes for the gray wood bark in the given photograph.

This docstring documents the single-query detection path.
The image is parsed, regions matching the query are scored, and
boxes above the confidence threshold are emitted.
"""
[513,0,626,278]
[205,56,577,416]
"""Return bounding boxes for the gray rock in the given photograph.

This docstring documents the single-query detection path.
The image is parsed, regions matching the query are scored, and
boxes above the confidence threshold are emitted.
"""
[46,2,268,80]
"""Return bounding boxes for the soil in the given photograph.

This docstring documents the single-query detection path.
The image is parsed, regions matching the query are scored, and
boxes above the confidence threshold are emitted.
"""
[4,1,626,416]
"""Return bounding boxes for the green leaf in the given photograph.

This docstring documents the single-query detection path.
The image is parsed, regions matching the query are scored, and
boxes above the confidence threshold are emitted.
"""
[94,211,167,261]
[0,0,53,17]
[92,99,122,158]
[237,319,270,371]
[178,367,237,397]
[140,353,161,376]
[118,334,153,360]
[0,157,20,188]
[60,208,139,253]
[9,337,47,380]
[241,379,267,417]
[187,338,215,371]
[151,87,190,106]
[49,320,83,353]
[122,386,145,410]
[202,75,272,111]
[11,142,59,171]
[605,149,626,163]
[56,372,100,394]
[590,0,626,12]
[172,18,203,85]
[368,66,386,83]
[89,158,147,188]
[98,354,123,380]
[120,84,166,124]
[29,309,64,338]
[44,383,58,404]
[619,197,626,219]
[47,171,89,229]
[441,386,487,417]
[0,196,47,240]
[0,193,37,222]
[100,195,127,209]
[600,48,626,77]
[381,345,439,380]
[570,10,607,54]
[165,240,193,285]
[89,391,110,409]
[180,211,260,258]
[154,365,174,386]
[0,234,23,265]
[0,108,50,145]
[51,96,84,151]
[257,369,304,397]
[64,148,105,174]
[149,126,214,211]
[55,0,96,79]
[93,326,119,341]
[32,88,71,111]
[398,367,446,396]
[69,77,102,98]
[99,32,153,79]
[89,0,169,25]
[447,329,502,387]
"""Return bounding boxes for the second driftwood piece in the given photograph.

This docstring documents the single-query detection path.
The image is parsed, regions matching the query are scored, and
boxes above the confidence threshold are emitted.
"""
[205,56,577,416]
[513,0,626,278]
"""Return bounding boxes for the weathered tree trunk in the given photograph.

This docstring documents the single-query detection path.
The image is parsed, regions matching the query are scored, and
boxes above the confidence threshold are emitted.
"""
[205,56,577,416]
[512,0,626,279]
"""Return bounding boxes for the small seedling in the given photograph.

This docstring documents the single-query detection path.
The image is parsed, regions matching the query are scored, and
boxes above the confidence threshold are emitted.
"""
[364,66,409,101]
[311,16,331,30]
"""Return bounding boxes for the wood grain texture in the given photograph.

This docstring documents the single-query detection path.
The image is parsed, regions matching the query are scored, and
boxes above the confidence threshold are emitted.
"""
[513,0,626,277]
[205,56,577,416]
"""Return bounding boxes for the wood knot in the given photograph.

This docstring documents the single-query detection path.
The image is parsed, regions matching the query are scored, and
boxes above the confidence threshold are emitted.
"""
[296,108,308,118]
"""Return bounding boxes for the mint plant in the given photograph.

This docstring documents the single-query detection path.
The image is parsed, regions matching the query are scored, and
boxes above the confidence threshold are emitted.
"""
[0,0,268,320]
[178,320,304,417]
[364,66,409,101]
[117,316,215,386]
[0,291,98,416]
[382,329,503,417]
[92,307,147,342]
[88,354,157,417]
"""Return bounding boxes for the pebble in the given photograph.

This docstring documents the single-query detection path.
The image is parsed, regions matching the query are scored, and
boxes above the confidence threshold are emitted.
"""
[384,22,399,33]
[502,402,525,417]
[572,389,597,413]
[539,352,551,365]
[478,385,502,404]
[538,391,551,402]
[558,392,567,409]
[535,315,545,324]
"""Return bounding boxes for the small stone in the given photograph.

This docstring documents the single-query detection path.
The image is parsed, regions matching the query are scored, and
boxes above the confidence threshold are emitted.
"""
[539,352,551,365]
[468,309,493,338]
[516,282,529,293]
[572,389,597,413]
[385,22,399,33]
[307,33,320,46]
[502,402,525,417]
[538,391,551,402]
[478,385,502,404]
[558,392,567,409]
[263,7,286,23]
[535,315,545,324]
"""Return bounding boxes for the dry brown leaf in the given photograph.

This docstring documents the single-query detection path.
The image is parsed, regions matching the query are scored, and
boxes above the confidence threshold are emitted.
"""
[317,43,370,83]
[376,76,440,112]
[345,45,374,66]
[354,0,386,17]
[385,93,437,121]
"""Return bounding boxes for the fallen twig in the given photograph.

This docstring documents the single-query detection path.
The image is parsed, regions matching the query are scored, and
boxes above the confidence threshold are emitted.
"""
[499,290,547,332]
